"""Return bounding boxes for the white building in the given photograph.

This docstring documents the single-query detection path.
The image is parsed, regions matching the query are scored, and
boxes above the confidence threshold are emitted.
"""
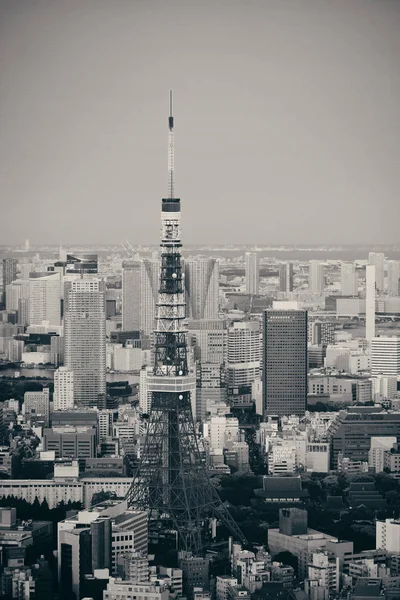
[122,259,159,335]
[268,444,297,474]
[307,549,340,595]
[368,437,397,473]
[216,576,238,600]
[371,374,398,402]
[209,415,239,451]
[23,388,50,426]
[309,261,325,294]
[98,409,113,441]
[139,367,153,414]
[54,367,74,411]
[371,336,400,376]
[245,252,259,295]
[104,580,169,600]
[187,319,227,363]
[64,279,106,408]
[340,262,358,296]
[226,321,260,387]
[366,265,376,343]
[305,443,330,473]
[376,519,400,553]
[29,272,61,327]
[369,252,384,292]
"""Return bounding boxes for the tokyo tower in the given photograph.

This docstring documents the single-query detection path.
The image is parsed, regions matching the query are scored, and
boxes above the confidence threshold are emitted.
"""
[126,92,246,554]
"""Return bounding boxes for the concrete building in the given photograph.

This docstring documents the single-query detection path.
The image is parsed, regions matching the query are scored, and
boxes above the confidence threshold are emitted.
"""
[368,437,397,473]
[226,321,260,387]
[263,308,308,417]
[376,519,400,553]
[53,367,74,411]
[185,258,219,320]
[370,336,400,376]
[29,272,61,327]
[122,260,141,331]
[116,551,148,582]
[43,427,97,459]
[341,262,358,296]
[307,549,340,595]
[245,252,259,295]
[104,580,169,600]
[23,388,50,426]
[64,279,106,408]
[368,252,384,292]
[371,374,398,402]
[216,576,238,600]
[98,410,113,442]
[187,319,227,363]
[309,261,325,294]
[279,263,294,293]
[366,265,376,343]
[387,260,400,296]
[305,443,330,473]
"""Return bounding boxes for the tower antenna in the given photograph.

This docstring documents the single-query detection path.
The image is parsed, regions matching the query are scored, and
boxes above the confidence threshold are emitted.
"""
[168,90,174,199]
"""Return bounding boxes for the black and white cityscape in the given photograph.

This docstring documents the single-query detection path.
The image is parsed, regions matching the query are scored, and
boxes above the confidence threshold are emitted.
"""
[1,1,400,600]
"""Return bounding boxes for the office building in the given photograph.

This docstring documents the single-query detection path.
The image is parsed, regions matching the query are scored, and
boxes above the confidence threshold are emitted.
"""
[308,320,335,345]
[376,519,400,553]
[187,319,227,363]
[370,336,400,376]
[245,252,259,295]
[368,252,384,292]
[54,367,74,411]
[185,258,219,319]
[17,297,30,326]
[6,280,28,312]
[387,260,400,296]
[308,261,324,293]
[368,437,397,473]
[23,388,50,426]
[371,374,398,402]
[279,262,294,293]
[340,262,358,296]
[263,309,308,417]
[98,409,113,441]
[327,408,400,468]
[226,321,260,387]
[2,258,17,307]
[306,549,340,595]
[104,580,169,600]
[122,260,141,331]
[29,272,61,327]
[365,265,376,343]
[64,279,106,407]
[43,427,96,458]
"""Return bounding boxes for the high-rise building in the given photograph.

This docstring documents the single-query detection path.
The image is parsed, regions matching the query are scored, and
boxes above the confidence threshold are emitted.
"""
[121,259,160,335]
[308,320,335,345]
[98,409,113,441]
[24,388,50,426]
[53,367,74,411]
[279,263,294,293]
[368,252,384,292]
[6,280,28,312]
[245,252,259,295]
[340,262,358,296]
[64,279,106,407]
[2,258,18,308]
[370,336,400,376]
[187,319,227,363]
[263,308,308,417]
[376,519,400,553]
[29,272,61,327]
[387,260,400,296]
[17,297,30,326]
[226,321,260,387]
[122,261,141,331]
[365,265,376,343]
[185,258,219,319]
[308,261,324,293]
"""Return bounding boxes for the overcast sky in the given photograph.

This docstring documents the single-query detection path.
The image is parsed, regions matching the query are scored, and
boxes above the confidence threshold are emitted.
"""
[0,0,399,246]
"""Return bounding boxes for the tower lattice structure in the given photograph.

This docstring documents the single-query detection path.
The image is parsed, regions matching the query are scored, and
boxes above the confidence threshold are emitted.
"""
[126,92,246,554]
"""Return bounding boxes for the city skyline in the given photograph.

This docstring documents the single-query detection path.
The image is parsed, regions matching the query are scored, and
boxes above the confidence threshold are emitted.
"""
[1,0,400,246]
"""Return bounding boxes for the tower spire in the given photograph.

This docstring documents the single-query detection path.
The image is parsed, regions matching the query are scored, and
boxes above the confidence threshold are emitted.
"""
[168,89,175,199]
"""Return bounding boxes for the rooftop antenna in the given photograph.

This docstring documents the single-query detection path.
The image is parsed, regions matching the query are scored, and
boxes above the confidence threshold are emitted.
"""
[168,89,174,199]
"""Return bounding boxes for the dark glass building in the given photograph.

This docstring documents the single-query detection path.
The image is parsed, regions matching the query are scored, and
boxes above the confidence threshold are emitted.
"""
[263,309,308,417]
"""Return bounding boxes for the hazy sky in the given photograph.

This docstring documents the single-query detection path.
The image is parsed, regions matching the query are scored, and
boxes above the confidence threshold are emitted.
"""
[1,0,399,246]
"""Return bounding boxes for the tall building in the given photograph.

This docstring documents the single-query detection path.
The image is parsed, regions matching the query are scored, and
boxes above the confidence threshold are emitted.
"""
[376,519,400,553]
[2,258,18,308]
[29,272,61,327]
[122,260,141,331]
[64,279,106,407]
[245,252,259,295]
[365,265,376,343]
[308,320,335,345]
[185,258,219,319]
[368,252,384,292]
[140,259,160,336]
[263,308,308,417]
[279,263,293,293]
[6,280,28,312]
[226,321,260,387]
[387,260,400,296]
[24,388,50,426]
[340,262,358,296]
[308,261,324,293]
[370,336,400,376]
[54,367,74,411]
